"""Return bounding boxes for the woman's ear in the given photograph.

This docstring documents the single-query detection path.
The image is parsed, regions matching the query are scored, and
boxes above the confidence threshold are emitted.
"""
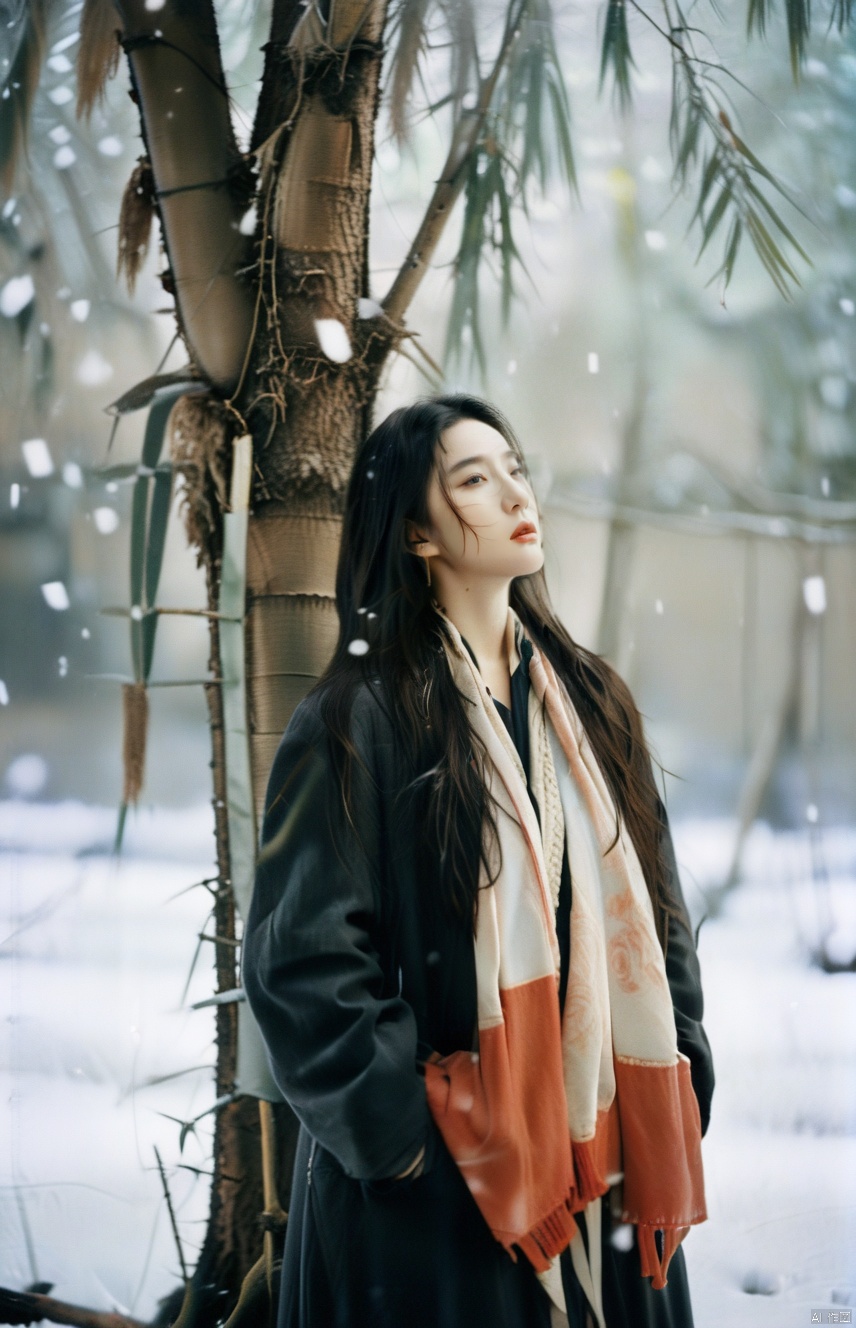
[404,519,441,559]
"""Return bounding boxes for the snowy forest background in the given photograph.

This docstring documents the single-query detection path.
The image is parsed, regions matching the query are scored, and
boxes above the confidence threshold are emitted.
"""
[1,0,855,1323]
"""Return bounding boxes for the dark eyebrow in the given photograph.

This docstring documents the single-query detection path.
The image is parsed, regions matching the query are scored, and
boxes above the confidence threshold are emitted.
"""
[446,449,518,476]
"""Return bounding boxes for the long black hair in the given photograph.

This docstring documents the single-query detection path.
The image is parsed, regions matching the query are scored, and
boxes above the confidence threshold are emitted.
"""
[314,394,683,951]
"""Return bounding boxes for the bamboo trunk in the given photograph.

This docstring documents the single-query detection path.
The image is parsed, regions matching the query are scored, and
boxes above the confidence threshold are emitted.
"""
[204,0,389,1294]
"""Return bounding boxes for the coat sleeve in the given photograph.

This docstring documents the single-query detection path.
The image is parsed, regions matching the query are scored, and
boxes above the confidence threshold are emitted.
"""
[242,691,432,1181]
[657,796,715,1137]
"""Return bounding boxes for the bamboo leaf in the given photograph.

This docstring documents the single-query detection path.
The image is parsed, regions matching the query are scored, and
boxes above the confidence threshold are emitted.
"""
[113,801,129,855]
[387,0,432,145]
[107,367,203,417]
[723,215,743,286]
[746,0,769,37]
[599,0,635,111]
[445,0,479,115]
[689,149,723,228]
[128,387,186,686]
[745,207,800,284]
[142,469,174,679]
[676,99,702,176]
[696,181,733,260]
[784,0,810,78]
[725,127,814,224]
[545,70,577,191]
[521,41,546,189]
[743,177,812,264]
[745,210,793,296]
[129,477,149,683]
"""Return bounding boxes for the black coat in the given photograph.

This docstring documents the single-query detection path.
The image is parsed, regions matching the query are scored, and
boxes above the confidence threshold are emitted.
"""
[243,680,715,1328]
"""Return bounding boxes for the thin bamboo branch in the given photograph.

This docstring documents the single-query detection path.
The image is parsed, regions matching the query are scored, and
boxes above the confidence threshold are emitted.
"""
[382,0,529,324]
[99,607,242,620]
[548,488,856,545]
[259,1099,287,1295]
[154,1145,190,1285]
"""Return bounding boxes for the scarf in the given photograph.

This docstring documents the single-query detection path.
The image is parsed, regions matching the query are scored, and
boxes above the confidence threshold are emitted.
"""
[423,610,707,1317]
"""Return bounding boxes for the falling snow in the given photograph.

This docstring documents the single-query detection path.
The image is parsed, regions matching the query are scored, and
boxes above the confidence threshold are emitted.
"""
[92,507,119,535]
[314,318,352,364]
[76,350,113,387]
[803,575,827,615]
[40,582,70,611]
[0,275,35,318]
[22,439,54,478]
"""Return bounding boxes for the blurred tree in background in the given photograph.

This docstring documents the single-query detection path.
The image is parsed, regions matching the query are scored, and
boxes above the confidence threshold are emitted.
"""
[1,0,854,1324]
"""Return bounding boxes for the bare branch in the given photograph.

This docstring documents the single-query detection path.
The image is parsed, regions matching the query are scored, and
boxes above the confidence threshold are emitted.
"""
[154,1146,190,1285]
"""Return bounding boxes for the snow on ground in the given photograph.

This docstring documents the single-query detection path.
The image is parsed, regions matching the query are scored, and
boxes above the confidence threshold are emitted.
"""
[2,802,855,1324]
[672,820,856,1326]
[1,802,219,1319]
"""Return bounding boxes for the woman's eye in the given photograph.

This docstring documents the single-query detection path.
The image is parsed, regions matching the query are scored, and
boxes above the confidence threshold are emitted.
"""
[462,474,485,486]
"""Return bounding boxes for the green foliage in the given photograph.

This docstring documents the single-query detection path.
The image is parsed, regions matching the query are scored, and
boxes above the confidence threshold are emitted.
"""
[746,0,812,78]
[387,0,434,144]
[600,0,636,111]
[445,147,524,377]
[444,0,575,374]
[662,8,814,297]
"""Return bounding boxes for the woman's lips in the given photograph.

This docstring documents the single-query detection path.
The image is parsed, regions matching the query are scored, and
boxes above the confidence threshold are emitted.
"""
[511,522,538,542]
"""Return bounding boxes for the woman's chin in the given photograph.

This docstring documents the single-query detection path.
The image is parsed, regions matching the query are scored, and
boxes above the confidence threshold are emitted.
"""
[510,546,545,577]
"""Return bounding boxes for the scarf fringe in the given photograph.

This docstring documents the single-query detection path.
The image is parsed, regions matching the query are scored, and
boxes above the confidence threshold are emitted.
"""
[637,1223,682,1290]
[514,1194,580,1273]
[572,1137,611,1210]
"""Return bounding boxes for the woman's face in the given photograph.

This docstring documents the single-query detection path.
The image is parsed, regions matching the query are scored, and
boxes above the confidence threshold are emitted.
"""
[417,417,545,584]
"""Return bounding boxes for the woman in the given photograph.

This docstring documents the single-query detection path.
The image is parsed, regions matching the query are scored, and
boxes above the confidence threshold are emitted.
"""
[243,395,714,1328]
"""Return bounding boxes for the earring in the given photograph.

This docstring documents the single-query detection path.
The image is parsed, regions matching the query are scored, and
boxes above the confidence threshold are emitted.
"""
[415,539,432,588]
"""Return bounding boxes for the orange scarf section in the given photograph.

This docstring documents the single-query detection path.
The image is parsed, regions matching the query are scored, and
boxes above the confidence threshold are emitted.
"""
[424,615,706,1292]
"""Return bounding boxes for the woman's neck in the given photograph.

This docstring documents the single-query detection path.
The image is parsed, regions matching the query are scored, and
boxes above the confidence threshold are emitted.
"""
[433,576,512,703]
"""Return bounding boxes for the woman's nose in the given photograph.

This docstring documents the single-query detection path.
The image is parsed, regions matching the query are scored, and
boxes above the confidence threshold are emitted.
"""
[502,475,530,510]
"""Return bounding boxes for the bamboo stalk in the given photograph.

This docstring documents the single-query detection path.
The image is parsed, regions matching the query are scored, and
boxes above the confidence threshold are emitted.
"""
[114,0,254,390]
